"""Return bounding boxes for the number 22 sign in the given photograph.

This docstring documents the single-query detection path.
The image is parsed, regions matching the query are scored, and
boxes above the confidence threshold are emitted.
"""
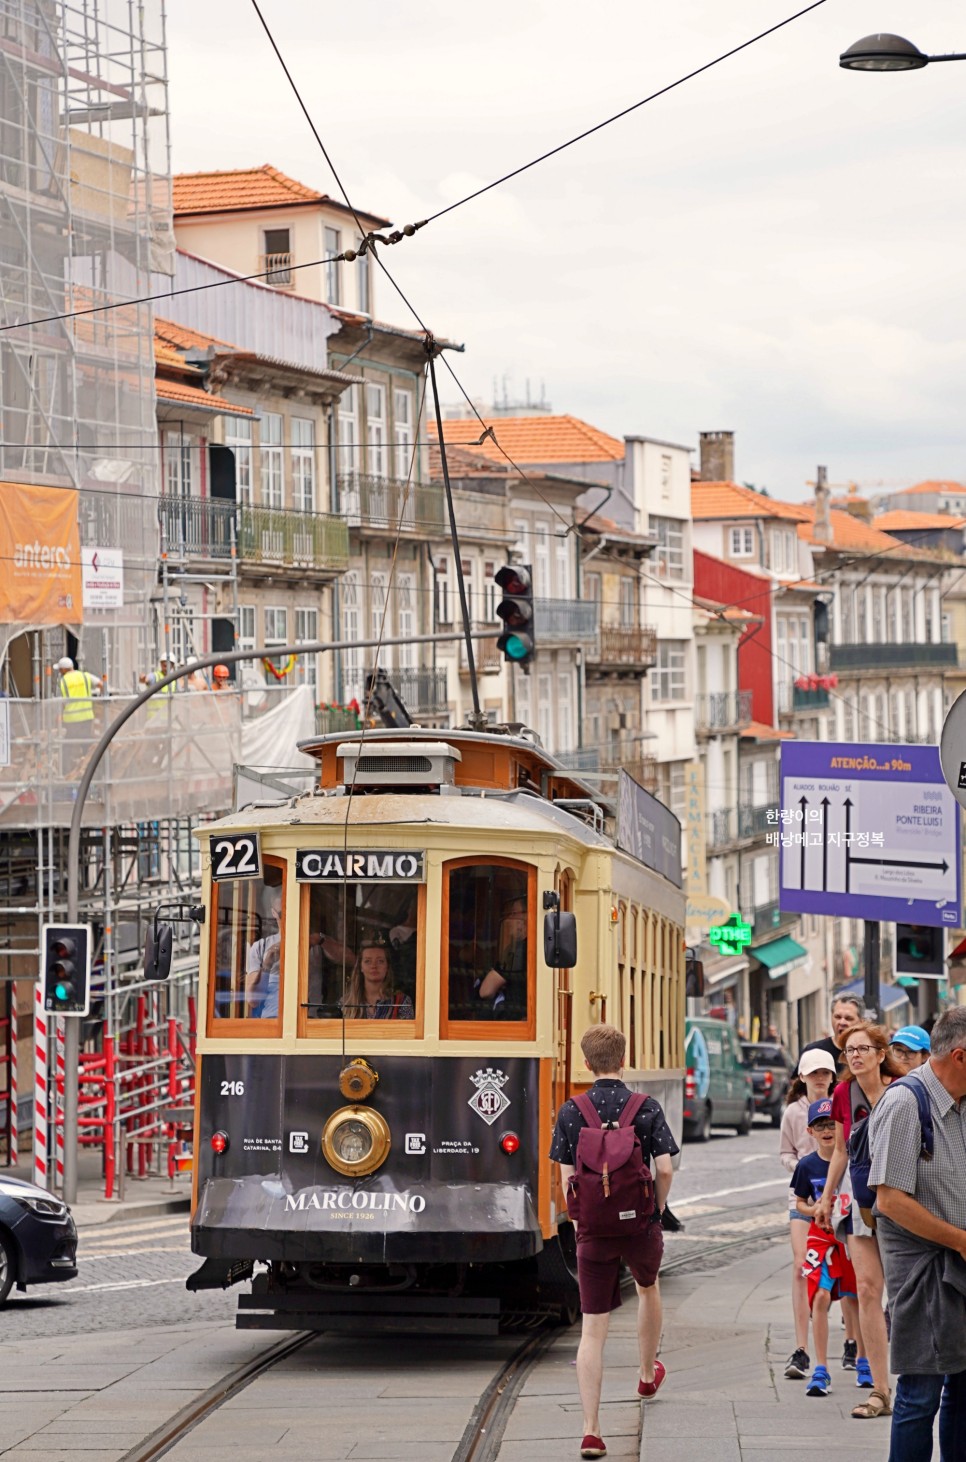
[209,832,261,881]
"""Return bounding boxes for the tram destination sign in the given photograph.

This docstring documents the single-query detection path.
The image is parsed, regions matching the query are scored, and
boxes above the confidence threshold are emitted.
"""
[778,742,961,928]
[295,849,425,882]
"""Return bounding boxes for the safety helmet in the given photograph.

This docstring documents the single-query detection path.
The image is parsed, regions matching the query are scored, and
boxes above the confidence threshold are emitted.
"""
[213,664,230,680]
[56,655,73,671]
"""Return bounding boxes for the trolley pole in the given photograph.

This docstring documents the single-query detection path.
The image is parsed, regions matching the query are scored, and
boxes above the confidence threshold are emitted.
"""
[62,628,495,1204]
[862,919,880,1021]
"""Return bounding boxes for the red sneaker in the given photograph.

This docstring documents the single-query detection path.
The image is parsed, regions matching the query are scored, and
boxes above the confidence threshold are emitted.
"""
[580,1436,606,1458]
[638,1360,667,1398]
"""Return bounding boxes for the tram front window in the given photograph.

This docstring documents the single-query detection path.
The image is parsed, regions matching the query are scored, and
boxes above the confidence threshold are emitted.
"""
[302,882,418,1023]
[446,862,531,1023]
[210,862,285,1026]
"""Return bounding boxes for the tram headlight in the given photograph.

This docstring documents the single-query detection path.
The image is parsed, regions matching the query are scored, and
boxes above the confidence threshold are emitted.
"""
[321,1105,391,1177]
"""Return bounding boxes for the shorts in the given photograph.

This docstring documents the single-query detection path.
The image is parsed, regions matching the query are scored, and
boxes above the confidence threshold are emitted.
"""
[789,1211,810,1223]
[576,1222,663,1315]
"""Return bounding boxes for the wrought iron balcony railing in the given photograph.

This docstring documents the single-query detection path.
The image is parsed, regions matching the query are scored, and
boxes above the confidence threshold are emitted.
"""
[829,642,958,672]
[533,598,599,643]
[238,504,349,572]
[555,748,600,774]
[315,707,359,736]
[159,494,235,560]
[589,624,658,670]
[695,689,753,732]
[391,666,449,717]
[337,471,447,534]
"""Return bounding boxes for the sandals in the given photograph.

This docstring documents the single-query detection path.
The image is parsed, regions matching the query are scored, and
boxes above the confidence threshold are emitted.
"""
[852,1389,891,1419]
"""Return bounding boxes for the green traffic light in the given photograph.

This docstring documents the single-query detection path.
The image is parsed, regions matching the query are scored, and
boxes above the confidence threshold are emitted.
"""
[55,982,68,1001]
[503,634,530,661]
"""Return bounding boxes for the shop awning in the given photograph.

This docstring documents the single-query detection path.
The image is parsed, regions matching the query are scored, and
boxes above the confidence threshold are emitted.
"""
[704,954,749,989]
[752,935,808,980]
[836,977,910,1012]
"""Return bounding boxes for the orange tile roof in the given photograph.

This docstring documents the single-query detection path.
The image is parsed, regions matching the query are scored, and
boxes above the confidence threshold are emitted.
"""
[691,481,811,522]
[430,414,624,465]
[903,480,966,496]
[172,165,388,225]
[796,507,920,555]
[875,510,966,532]
[155,377,254,415]
[155,316,236,353]
[741,721,795,741]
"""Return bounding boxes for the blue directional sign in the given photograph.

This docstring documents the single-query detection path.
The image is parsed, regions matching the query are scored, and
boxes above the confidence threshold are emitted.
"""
[778,742,961,928]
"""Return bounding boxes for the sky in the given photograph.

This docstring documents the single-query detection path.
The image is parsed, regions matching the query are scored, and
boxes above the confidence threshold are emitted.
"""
[164,1,966,501]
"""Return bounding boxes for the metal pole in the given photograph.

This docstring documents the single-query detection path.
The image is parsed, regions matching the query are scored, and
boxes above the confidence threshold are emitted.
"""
[62,627,492,1202]
[863,919,880,1020]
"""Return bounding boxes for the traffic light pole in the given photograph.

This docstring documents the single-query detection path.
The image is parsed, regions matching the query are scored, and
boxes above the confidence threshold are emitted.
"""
[863,919,880,1021]
[61,628,491,1204]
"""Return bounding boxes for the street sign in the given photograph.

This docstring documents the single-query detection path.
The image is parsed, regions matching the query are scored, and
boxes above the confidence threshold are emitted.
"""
[708,914,752,956]
[778,742,961,928]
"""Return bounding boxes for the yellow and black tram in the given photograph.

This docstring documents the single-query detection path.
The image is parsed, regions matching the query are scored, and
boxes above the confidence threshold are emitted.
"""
[182,727,686,1331]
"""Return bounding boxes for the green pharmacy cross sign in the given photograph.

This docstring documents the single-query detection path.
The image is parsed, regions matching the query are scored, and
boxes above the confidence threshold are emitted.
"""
[708,914,752,956]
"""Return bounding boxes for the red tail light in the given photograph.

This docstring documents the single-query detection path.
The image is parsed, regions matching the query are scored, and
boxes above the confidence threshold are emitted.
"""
[684,1068,696,1099]
[210,1130,229,1154]
[763,1071,773,1091]
[500,1131,520,1155]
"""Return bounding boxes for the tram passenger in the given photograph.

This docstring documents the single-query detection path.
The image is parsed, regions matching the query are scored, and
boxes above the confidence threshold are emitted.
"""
[340,934,414,1019]
[474,896,527,1019]
[550,1023,677,1460]
[813,1022,902,1421]
[246,895,283,1017]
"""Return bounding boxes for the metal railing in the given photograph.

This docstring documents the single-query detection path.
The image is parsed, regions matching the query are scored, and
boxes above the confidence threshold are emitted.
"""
[159,495,235,560]
[533,598,599,643]
[555,748,600,773]
[829,642,958,672]
[792,685,830,711]
[590,624,658,669]
[337,472,447,534]
[261,251,293,287]
[315,707,359,736]
[694,689,753,732]
[238,504,349,571]
[392,666,449,716]
[602,751,658,790]
[737,803,777,839]
[708,803,777,850]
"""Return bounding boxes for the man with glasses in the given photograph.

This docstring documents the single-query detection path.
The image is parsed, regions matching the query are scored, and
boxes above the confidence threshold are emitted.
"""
[888,1025,931,1070]
[868,1007,966,1460]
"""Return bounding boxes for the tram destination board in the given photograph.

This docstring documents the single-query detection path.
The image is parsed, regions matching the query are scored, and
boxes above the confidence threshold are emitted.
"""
[295,849,425,882]
[778,741,961,928]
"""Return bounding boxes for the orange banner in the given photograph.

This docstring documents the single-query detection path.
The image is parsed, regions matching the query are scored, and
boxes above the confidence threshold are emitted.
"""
[0,482,83,626]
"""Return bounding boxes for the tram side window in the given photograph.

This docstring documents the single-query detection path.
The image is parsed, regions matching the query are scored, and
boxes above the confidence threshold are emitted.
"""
[303,881,418,1021]
[211,864,284,1023]
[447,863,530,1022]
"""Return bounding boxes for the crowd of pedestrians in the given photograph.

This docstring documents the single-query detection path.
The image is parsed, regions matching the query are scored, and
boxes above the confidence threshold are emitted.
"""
[779,998,966,1460]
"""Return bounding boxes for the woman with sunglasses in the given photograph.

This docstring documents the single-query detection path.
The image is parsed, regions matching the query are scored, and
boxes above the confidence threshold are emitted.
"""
[814,1022,903,1420]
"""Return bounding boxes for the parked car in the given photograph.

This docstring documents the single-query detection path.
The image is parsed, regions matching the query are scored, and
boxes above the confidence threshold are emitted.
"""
[740,1041,795,1127]
[683,1016,755,1141]
[0,1175,77,1304]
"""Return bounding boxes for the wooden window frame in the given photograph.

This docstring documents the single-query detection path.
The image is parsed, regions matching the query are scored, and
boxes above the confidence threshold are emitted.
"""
[205,856,287,1039]
[439,856,537,1042]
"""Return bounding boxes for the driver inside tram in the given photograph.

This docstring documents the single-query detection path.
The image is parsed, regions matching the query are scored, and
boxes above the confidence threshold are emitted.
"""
[474,895,527,1019]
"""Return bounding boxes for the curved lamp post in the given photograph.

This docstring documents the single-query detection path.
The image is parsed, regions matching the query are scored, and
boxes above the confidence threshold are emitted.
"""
[840,33,966,71]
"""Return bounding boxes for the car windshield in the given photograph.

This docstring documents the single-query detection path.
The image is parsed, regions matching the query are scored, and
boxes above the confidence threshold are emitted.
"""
[741,1044,785,1068]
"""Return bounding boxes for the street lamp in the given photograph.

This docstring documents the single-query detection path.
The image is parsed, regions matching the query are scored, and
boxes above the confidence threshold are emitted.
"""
[840,33,966,72]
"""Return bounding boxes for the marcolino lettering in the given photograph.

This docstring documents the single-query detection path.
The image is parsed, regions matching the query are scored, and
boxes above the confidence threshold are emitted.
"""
[284,1189,426,1213]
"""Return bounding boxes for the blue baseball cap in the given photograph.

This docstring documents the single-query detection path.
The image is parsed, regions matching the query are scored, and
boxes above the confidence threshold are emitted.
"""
[807,1098,834,1125]
[890,1025,931,1053]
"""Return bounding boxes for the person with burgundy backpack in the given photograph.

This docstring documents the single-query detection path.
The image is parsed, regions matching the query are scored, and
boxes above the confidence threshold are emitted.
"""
[550,1023,678,1460]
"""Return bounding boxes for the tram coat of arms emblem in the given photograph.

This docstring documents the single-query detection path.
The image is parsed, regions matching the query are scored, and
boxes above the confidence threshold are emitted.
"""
[468,1067,511,1125]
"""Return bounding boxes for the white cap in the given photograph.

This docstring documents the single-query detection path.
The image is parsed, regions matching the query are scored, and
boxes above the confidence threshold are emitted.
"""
[56,655,73,671]
[798,1048,837,1077]
[186,656,198,666]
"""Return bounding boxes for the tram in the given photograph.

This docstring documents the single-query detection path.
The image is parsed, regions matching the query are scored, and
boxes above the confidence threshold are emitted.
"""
[175,726,686,1331]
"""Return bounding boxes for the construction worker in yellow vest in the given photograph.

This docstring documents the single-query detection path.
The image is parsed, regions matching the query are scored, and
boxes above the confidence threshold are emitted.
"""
[55,655,102,736]
[139,655,177,715]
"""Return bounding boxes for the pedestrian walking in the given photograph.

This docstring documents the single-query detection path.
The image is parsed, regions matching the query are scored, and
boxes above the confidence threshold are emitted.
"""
[869,1006,966,1461]
[550,1023,677,1460]
[888,1025,931,1072]
[798,994,863,1076]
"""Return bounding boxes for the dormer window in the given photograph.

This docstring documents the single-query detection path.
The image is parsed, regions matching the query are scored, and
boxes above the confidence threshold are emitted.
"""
[262,227,292,287]
[730,525,754,558]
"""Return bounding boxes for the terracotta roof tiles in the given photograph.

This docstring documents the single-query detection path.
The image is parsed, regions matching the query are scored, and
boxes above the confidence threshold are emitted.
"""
[172,165,388,225]
[691,481,811,522]
[875,510,966,532]
[903,480,966,496]
[154,316,236,353]
[430,414,624,465]
[155,377,254,416]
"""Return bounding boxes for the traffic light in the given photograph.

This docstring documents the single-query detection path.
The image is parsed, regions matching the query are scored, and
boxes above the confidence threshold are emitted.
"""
[495,563,535,669]
[41,924,92,1015]
[895,924,944,979]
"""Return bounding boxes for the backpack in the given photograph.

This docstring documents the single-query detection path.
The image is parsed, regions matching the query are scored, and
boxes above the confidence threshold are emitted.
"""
[565,1091,655,1240]
[848,1074,934,1213]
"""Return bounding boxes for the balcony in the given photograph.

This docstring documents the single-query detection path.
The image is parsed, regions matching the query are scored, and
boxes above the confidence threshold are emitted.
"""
[588,624,658,675]
[533,598,599,644]
[393,666,449,717]
[792,685,830,711]
[459,632,501,676]
[315,706,359,736]
[159,494,236,560]
[829,642,958,673]
[555,748,600,774]
[601,751,658,791]
[708,803,777,851]
[338,472,447,535]
[261,251,293,288]
[238,504,349,574]
[695,689,752,734]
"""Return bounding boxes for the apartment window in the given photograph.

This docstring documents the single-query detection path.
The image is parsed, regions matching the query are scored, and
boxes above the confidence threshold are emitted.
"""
[799,615,811,675]
[263,227,291,286]
[904,688,916,738]
[225,419,253,507]
[840,585,853,642]
[370,572,390,670]
[357,244,371,315]
[366,382,387,478]
[660,453,672,501]
[483,560,497,622]
[925,590,935,644]
[902,587,914,641]
[729,525,754,559]
[652,516,684,578]
[264,606,288,677]
[856,586,867,642]
[295,607,318,692]
[651,640,686,702]
[238,605,256,650]
[435,556,453,625]
[393,388,414,480]
[291,417,316,513]
[397,574,416,670]
[537,673,553,749]
[658,762,686,820]
[771,530,784,574]
[872,586,884,643]
[260,412,283,508]
[337,385,358,479]
[324,226,341,305]
[534,520,550,594]
[585,571,601,606]
[555,534,572,599]
[163,430,193,498]
[341,571,362,700]
[618,577,637,627]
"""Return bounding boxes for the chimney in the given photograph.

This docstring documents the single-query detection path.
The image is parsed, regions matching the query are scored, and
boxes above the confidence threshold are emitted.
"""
[699,430,734,482]
[814,464,832,544]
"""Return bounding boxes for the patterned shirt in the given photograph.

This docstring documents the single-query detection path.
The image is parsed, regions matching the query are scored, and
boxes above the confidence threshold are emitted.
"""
[549,1079,679,1166]
[868,1061,966,1229]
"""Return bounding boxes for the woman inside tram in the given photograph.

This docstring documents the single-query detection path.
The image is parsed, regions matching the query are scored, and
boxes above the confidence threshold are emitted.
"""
[340,934,414,1020]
